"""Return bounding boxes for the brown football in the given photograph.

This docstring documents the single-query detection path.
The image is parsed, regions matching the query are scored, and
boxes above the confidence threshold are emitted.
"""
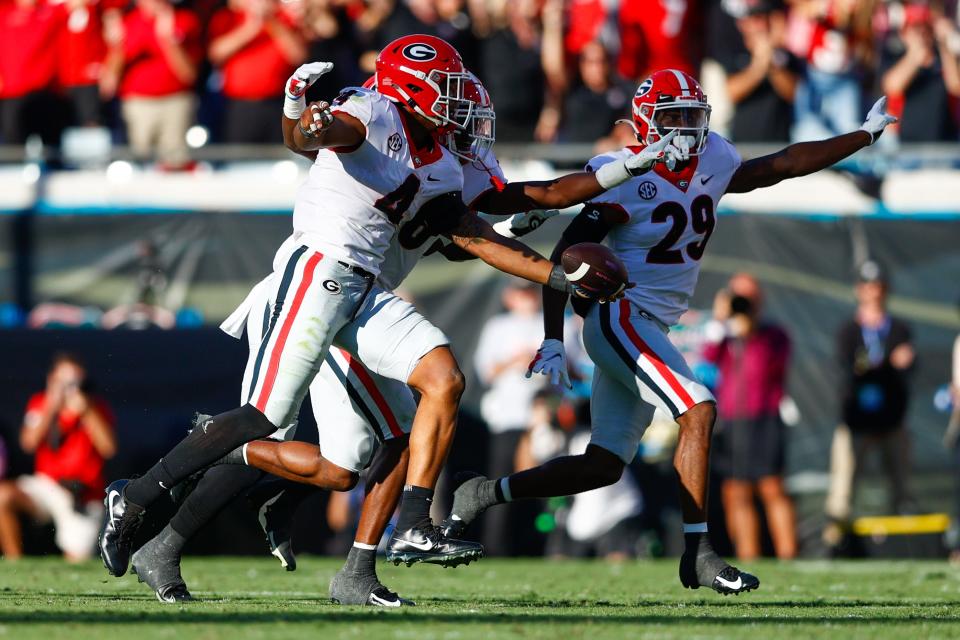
[561,242,629,298]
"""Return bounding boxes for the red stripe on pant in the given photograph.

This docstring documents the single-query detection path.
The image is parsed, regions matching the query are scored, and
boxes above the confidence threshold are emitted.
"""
[255,251,323,414]
[616,299,696,410]
[341,350,404,438]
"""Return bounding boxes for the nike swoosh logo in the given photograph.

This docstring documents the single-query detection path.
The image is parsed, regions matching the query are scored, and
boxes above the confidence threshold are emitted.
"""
[700,175,714,185]
[369,592,402,607]
[426,175,440,182]
[716,575,742,590]
[108,490,120,525]
[404,538,436,551]
[159,481,169,490]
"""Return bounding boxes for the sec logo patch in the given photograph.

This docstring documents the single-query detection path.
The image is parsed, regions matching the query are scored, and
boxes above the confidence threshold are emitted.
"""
[402,43,437,61]
[387,133,403,152]
[638,181,657,200]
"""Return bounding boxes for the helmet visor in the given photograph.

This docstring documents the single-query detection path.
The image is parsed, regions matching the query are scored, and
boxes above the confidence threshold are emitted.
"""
[650,102,711,154]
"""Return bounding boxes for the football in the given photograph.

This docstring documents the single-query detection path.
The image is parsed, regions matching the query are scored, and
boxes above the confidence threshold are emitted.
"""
[561,242,630,298]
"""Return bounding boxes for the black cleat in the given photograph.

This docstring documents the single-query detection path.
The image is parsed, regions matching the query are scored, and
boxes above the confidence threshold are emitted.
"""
[98,479,144,577]
[439,472,492,539]
[329,568,415,607]
[248,485,297,571]
[679,538,760,595]
[386,524,483,568]
[130,534,193,604]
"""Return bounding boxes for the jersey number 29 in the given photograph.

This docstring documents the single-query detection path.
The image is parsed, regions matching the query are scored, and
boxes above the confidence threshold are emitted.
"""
[646,195,715,265]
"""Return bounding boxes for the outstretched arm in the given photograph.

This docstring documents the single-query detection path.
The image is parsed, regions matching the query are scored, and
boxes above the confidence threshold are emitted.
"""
[446,213,565,290]
[475,130,684,214]
[726,97,897,194]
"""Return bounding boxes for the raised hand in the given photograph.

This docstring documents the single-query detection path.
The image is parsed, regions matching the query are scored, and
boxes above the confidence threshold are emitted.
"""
[859,97,898,145]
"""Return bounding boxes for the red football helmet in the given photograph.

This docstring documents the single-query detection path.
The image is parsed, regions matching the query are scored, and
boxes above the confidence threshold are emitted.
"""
[445,71,496,165]
[375,34,473,132]
[626,69,712,155]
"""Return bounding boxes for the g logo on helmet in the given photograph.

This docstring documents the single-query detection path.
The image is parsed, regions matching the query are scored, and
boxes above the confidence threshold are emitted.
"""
[636,78,653,98]
[402,43,438,62]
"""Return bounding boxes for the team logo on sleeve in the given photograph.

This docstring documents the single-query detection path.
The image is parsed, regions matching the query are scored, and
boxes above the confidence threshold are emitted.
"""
[387,132,404,152]
[638,181,657,200]
[402,43,437,61]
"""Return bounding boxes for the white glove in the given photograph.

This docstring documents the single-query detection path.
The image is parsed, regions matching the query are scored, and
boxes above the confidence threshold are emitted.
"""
[859,97,898,145]
[283,62,334,119]
[595,130,681,189]
[492,209,559,239]
[525,339,572,389]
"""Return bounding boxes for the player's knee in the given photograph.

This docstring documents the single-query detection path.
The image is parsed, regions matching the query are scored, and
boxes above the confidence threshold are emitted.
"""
[420,364,466,403]
[582,447,625,488]
[208,404,277,443]
[584,462,623,489]
[679,401,716,433]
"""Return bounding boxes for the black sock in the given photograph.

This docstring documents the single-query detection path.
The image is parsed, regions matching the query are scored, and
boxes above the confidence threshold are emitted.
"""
[125,405,275,508]
[155,524,188,554]
[342,545,377,578]
[169,465,263,541]
[395,485,433,531]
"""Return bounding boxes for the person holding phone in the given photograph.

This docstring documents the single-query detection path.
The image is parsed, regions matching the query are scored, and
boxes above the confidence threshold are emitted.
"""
[0,353,116,561]
[704,273,796,561]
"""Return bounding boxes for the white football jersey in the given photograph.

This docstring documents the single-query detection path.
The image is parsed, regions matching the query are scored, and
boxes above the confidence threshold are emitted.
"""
[292,87,457,276]
[586,132,741,326]
[462,155,507,210]
[376,146,464,291]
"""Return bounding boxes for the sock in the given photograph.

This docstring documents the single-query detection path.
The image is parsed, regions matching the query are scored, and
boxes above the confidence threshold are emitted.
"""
[217,444,248,466]
[493,477,513,503]
[342,543,377,578]
[169,465,263,541]
[125,405,275,508]
[395,485,433,531]
[155,523,188,554]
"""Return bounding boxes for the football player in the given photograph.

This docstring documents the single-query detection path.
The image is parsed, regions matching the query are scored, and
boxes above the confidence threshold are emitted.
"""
[102,41,664,602]
[441,69,898,595]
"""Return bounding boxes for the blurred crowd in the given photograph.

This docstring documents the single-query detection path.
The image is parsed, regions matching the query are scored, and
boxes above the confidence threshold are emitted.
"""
[1,0,959,168]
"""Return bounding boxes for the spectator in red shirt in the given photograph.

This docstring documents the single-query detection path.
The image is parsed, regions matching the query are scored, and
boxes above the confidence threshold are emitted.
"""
[0,353,116,561]
[617,0,703,81]
[100,0,202,168]
[209,0,306,143]
[0,0,67,145]
[59,0,116,127]
[703,273,797,561]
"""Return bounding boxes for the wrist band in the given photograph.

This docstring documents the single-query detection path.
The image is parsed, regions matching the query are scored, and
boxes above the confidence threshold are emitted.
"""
[547,264,571,293]
[283,94,306,120]
[595,159,632,189]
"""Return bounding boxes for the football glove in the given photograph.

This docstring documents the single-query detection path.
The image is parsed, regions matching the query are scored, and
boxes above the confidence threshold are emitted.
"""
[492,209,559,239]
[525,339,572,389]
[284,62,334,119]
[859,97,898,145]
[595,130,683,189]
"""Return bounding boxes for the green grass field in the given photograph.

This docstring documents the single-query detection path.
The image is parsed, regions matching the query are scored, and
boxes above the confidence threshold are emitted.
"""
[3,557,960,639]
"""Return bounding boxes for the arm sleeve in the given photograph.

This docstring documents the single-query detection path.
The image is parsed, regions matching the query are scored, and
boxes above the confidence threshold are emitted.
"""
[560,204,623,245]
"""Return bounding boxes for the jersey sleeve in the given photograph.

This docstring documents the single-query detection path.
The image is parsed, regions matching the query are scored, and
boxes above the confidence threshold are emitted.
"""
[329,88,377,128]
[711,133,743,193]
[462,153,507,210]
